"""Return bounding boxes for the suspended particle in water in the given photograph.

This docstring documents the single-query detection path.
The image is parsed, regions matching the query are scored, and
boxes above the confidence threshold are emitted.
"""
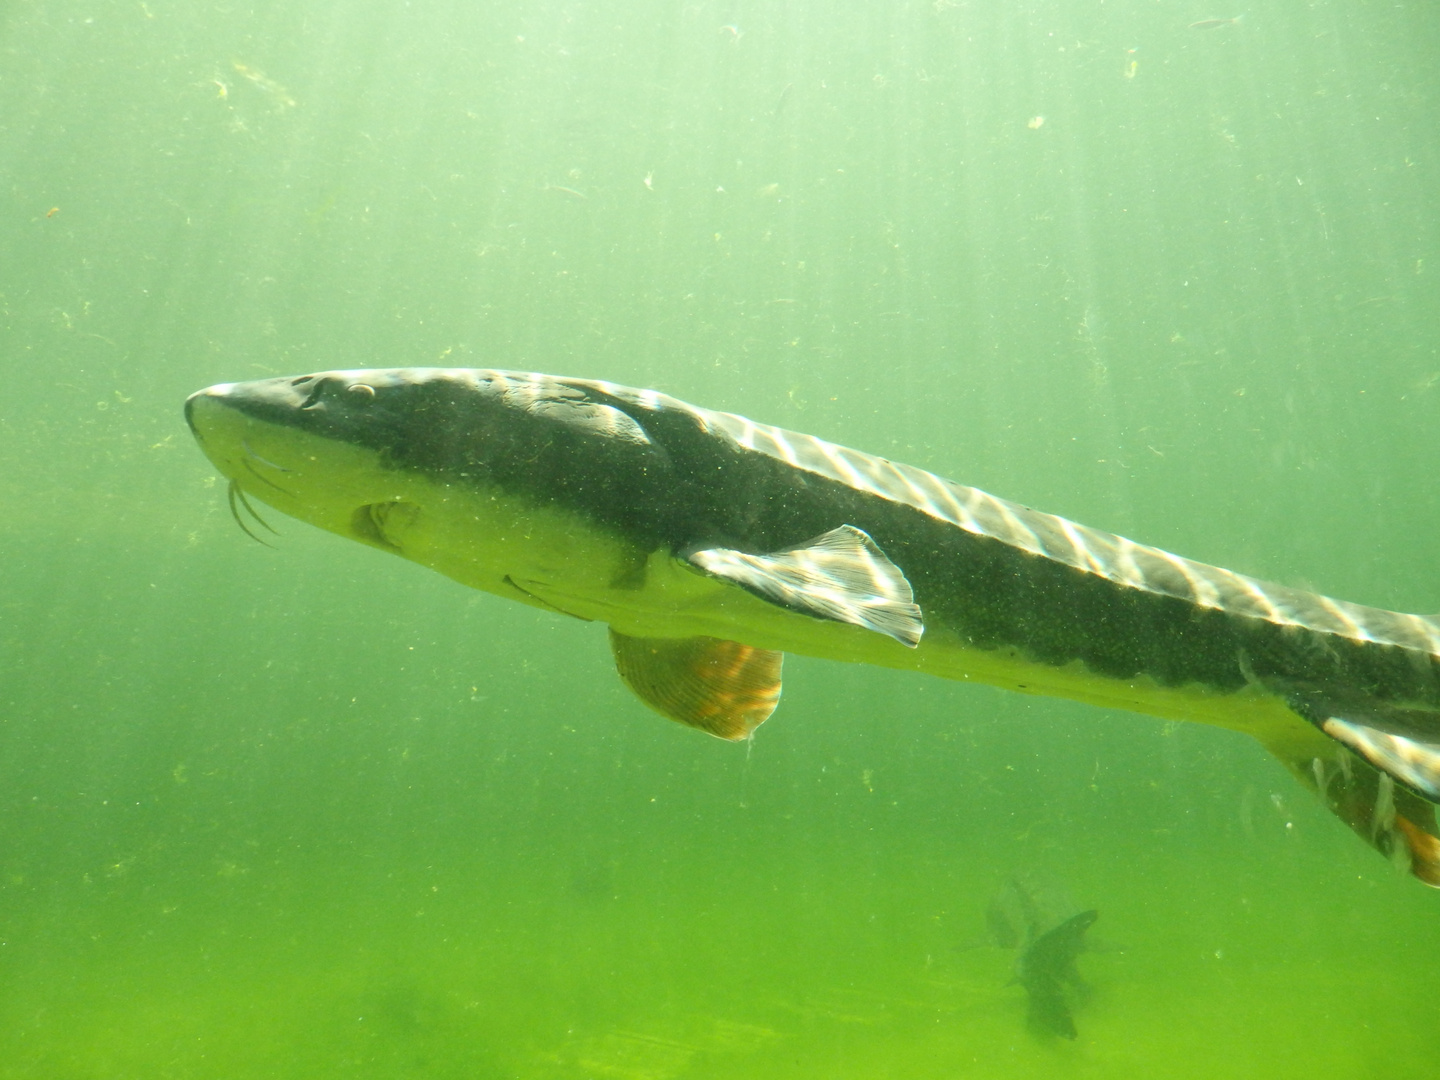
[1189,16,1242,30]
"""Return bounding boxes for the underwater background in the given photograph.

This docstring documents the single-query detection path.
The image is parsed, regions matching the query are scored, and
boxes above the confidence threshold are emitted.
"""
[3,0,1440,1075]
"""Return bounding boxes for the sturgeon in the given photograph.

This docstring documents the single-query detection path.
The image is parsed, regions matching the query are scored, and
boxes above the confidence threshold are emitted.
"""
[185,368,1440,884]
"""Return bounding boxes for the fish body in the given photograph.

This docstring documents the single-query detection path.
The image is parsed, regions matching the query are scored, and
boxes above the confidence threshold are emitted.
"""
[186,368,1440,883]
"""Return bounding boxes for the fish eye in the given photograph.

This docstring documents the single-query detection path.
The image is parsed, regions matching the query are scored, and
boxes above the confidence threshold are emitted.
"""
[347,383,376,398]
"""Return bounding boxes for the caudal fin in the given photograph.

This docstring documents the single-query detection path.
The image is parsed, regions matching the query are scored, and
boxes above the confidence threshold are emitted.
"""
[1258,722,1440,887]
[1286,690,1440,802]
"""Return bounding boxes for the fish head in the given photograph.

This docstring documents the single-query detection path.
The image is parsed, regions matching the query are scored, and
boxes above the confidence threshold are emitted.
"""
[184,368,665,599]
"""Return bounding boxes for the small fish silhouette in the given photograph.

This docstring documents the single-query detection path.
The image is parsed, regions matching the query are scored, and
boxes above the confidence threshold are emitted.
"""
[979,873,1108,1039]
[1014,909,1099,1039]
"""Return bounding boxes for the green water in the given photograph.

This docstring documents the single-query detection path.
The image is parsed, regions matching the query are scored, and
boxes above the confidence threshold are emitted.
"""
[4,0,1440,1075]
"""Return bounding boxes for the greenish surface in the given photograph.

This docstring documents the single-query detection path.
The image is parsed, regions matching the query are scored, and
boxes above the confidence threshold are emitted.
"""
[3,0,1440,1075]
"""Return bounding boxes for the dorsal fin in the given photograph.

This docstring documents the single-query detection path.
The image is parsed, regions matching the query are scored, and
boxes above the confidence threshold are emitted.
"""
[687,524,924,647]
[609,630,783,740]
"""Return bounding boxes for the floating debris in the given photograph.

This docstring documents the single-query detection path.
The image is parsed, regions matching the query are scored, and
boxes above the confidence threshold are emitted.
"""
[1189,16,1242,30]
[544,184,588,200]
[231,61,296,108]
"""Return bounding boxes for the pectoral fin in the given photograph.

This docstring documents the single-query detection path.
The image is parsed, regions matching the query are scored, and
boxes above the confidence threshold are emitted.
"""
[609,630,783,740]
[688,524,924,647]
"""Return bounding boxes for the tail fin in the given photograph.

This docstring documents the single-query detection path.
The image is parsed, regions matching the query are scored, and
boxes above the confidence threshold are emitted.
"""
[1257,724,1440,887]
[1286,690,1440,802]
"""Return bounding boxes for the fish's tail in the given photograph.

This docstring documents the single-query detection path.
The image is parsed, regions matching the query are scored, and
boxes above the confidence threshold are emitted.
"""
[1025,981,1078,1040]
[1259,730,1440,886]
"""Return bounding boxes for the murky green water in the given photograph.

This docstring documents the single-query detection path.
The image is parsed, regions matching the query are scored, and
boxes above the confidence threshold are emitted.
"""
[4,0,1440,1075]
